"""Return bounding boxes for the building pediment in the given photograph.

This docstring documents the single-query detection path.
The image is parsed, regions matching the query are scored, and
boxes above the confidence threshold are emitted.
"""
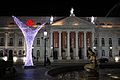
[51,16,95,28]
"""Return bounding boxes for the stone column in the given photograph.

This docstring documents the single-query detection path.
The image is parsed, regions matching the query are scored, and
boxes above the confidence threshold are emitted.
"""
[98,34,101,58]
[14,33,17,55]
[92,32,95,51]
[75,31,79,60]
[5,32,8,49]
[58,31,62,60]
[67,31,71,60]
[50,31,53,62]
[23,38,26,55]
[84,31,87,60]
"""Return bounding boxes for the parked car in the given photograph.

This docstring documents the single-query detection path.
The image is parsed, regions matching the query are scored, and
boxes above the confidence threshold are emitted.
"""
[97,58,109,63]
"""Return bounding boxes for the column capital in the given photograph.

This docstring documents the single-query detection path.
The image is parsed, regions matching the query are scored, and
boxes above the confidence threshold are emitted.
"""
[50,31,53,33]
[67,31,70,34]
[5,32,9,35]
[84,31,87,33]
[75,31,79,33]
[58,31,62,33]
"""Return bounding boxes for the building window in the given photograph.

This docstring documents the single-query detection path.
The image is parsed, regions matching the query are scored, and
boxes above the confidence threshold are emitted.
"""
[8,37,13,46]
[18,38,23,46]
[94,38,97,46]
[119,50,120,56]
[0,37,4,46]
[37,38,40,46]
[36,50,40,57]
[36,50,40,61]
[109,38,112,46]
[0,50,3,57]
[102,50,105,56]
[118,38,120,46]
[101,38,105,46]
[53,32,59,48]
[109,49,112,57]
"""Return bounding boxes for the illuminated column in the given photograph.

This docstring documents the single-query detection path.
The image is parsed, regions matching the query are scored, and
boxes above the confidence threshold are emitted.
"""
[58,31,62,60]
[98,35,101,58]
[84,31,87,60]
[5,32,8,49]
[50,31,53,61]
[23,39,26,55]
[92,32,95,51]
[12,16,44,67]
[67,31,71,60]
[14,33,17,55]
[75,31,79,60]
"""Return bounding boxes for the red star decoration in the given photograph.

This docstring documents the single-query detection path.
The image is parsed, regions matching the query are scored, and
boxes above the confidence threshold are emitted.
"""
[26,19,34,27]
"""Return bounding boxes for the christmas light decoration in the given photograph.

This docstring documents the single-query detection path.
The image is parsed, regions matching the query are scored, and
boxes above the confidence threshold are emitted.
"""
[12,16,45,67]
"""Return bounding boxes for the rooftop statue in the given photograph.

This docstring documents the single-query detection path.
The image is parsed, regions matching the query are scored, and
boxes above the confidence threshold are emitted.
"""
[70,8,75,16]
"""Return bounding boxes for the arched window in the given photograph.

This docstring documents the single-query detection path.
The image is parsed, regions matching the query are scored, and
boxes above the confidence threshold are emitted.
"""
[0,50,3,57]
[9,37,13,46]
[37,38,40,46]
[18,38,23,46]
[94,38,98,46]
[101,38,105,46]
[36,50,40,57]
[0,37,4,46]
[109,38,112,46]
[118,38,120,46]
[102,50,105,56]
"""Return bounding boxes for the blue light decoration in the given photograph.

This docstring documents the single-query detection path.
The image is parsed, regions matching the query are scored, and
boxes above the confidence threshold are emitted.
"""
[12,16,45,67]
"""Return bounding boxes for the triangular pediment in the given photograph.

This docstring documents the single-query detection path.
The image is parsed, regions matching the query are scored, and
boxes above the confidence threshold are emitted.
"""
[51,16,94,27]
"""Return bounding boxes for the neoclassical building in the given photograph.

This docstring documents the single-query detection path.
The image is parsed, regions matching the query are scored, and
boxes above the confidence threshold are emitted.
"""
[0,11,120,62]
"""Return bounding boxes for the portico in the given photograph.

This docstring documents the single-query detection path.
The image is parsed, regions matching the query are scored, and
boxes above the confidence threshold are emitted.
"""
[48,16,95,60]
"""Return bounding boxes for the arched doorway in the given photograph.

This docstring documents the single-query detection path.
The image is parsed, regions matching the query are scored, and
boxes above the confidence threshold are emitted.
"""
[8,50,13,61]
[0,50,3,57]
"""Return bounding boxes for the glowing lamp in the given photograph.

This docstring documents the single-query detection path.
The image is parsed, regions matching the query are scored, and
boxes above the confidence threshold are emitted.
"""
[110,47,112,49]
[13,56,17,63]
[93,46,96,49]
[115,56,119,62]
[2,56,7,61]
[44,31,47,37]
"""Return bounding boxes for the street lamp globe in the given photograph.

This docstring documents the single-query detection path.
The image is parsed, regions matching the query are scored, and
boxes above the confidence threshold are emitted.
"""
[44,31,47,37]
[93,46,96,49]
[110,47,112,49]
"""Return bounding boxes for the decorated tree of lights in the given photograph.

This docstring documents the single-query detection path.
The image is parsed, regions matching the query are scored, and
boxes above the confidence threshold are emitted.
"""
[12,16,45,67]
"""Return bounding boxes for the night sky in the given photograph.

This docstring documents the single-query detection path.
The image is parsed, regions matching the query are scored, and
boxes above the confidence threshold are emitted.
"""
[0,0,120,17]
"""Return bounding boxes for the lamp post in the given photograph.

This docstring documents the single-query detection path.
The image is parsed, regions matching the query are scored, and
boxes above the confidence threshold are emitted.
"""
[44,31,47,66]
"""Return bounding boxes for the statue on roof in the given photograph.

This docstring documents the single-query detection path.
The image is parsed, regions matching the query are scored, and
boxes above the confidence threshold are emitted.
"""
[70,8,75,16]
[91,16,95,24]
[50,16,53,24]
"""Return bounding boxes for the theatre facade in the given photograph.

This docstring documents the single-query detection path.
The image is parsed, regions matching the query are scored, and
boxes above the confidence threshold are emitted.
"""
[0,14,120,62]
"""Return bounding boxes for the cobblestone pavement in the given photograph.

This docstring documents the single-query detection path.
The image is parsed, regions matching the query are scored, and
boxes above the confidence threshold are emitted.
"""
[14,65,120,80]
[14,66,55,80]
[1,61,120,80]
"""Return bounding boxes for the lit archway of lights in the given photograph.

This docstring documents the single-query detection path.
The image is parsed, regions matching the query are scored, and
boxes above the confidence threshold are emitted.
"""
[12,16,45,66]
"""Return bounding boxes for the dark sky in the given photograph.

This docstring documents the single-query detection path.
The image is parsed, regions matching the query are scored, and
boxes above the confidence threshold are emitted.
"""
[0,0,120,17]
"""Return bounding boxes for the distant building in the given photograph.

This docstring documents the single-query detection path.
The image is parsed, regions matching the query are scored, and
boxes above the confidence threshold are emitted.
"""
[0,15,120,62]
